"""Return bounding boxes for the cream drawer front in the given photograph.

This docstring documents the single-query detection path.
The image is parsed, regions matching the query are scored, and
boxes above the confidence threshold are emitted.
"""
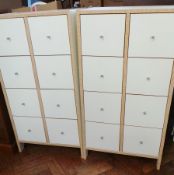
[35,56,74,89]
[81,14,125,56]
[125,95,167,128]
[86,122,119,152]
[129,14,174,58]
[123,126,162,157]
[41,90,77,119]
[14,117,46,142]
[6,89,41,117]
[126,59,173,96]
[0,57,36,88]
[83,57,123,92]
[28,16,70,55]
[0,18,29,56]
[84,92,121,124]
[46,119,79,146]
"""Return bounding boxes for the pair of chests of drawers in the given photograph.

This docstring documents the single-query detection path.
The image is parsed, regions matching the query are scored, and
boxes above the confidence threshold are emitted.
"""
[80,14,173,156]
[0,16,79,146]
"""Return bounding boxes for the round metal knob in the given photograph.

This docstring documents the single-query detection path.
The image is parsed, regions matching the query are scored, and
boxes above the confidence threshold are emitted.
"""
[146,77,151,81]
[99,35,104,40]
[46,35,52,40]
[56,104,60,108]
[60,132,64,135]
[100,108,104,111]
[6,37,11,41]
[139,141,143,145]
[21,102,26,106]
[150,36,155,40]
[100,75,104,78]
[27,129,32,133]
[52,72,56,76]
[14,72,19,76]
[143,111,147,115]
[100,136,104,140]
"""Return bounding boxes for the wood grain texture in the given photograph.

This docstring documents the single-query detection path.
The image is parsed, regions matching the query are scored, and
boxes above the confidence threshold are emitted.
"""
[0,142,174,175]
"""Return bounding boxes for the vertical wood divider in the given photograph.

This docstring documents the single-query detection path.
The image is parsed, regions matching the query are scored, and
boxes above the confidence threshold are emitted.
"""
[119,13,131,152]
[24,17,50,143]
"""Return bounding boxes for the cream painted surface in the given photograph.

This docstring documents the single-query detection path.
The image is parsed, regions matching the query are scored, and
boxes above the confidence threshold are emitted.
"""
[86,122,120,151]
[46,118,79,145]
[126,58,173,96]
[84,91,121,124]
[129,14,174,58]
[28,16,70,55]
[0,57,36,88]
[81,14,125,56]
[125,95,167,128]
[35,56,74,89]
[14,117,46,142]
[123,126,162,156]
[0,18,29,56]
[6,89,41,117]
[83,56,123,92]
[41,90,77,119]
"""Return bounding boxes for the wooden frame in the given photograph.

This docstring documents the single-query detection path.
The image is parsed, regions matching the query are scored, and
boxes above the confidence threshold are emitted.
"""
[76,6,174,170]
[0,10,83,157]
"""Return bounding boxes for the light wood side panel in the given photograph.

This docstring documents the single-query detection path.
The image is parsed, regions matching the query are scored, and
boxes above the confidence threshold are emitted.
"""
[76,11,88,159]
[67,11,84,158]
[0,71,24,152]
[157,60,174,170]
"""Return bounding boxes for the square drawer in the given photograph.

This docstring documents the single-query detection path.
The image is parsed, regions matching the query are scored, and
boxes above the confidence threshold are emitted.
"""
[6,89,41,117]
[0,57,36,88]
[83,56,123,93]
[125,95,167,128]
[126,58,173,96]
[41,90,77,119]
[123,126,162,157]
[28,16,70,55]
[46,118,79,146]
[35,56,74,89]
[86,122,119,152]
[14,117,46,143]
[0,18,29,56]
[129,14,174,58]
[84,91,121,124]
[81,14,125,56]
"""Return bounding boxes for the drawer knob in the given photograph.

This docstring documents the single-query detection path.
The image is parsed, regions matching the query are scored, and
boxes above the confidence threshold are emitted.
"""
[150,36,155,40]
[46,35,52,40]
[100,136,104,140]
[21,102,26,106]
[52,72,56,76]
[146,77,151,81]
[56,104,60,108]
[60,131,64,135]
[100,75,104,78]
[99,35,104,40]
[139,141,143,145]
[14,72,19,76]
[6,37,12,41]
[100,108,104,111]
[143,111,147,115]
[27,129,32,133]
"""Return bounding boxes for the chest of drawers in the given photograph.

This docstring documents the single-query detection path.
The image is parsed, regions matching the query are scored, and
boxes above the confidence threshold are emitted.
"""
[1,6,174,170]
[77,6,174,170]
[0,10,83,156]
